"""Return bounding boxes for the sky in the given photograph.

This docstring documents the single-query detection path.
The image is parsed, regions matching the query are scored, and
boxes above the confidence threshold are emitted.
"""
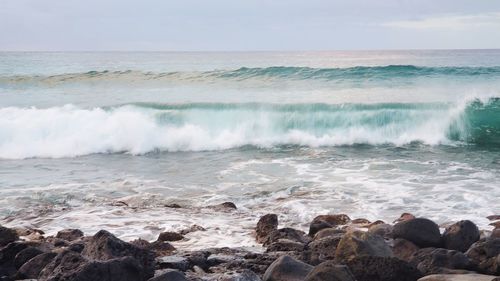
[1,0,500,51]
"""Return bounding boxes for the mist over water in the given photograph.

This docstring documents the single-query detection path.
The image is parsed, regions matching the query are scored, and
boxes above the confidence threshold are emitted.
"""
[0,50,499,248]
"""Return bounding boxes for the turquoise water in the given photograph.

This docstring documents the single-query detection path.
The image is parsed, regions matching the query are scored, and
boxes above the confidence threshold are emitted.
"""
[0,50,499,248]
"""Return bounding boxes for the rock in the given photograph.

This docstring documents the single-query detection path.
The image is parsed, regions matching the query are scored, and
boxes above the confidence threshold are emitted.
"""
[369,223,394,239]
[216,269,262,281]
[392,238,419,262]
[309,214,351,236]
[487,215,500,221]
[306,235,343,265]
[266,239,305,252]
[335,230,393,263]
[465,238,500,275]
[262,255,313,281]
[304,261,356,281]
[68,242,85,253]
[417,273,500,281]
[0,241,29,277]
[442,220,480,252]
[150,241,176,256]
[184,251,210,271]
[213,202,238,210]
[313,228,345,240]
[266,228,310,246]
[492,228,500,239]
[45,237,69,247]
[39,250,144,281]
[147,270,188,281]
[0,226,18,246]
[410,248,473,275]
[17,252,56,279]
[164,203,182,208]
[157,256,190,271]
[346,256,422,281]
[14,247,44,269]
[179,225,206,235]
[395,213,416,223]
[256,214,278,244]
[393,218,442,248]
[81,230,155,280]
[158,232,184,242]
[351,218,371,225]
[55,229,84,242]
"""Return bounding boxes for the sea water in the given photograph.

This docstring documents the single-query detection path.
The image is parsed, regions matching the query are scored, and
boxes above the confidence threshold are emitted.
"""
[0,50,499,249]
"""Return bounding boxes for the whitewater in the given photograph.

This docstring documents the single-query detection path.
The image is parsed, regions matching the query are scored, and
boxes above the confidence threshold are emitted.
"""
[0,50,499,248]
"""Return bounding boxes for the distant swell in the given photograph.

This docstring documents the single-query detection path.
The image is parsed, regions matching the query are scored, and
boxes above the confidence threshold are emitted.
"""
[1,98,499,159]
[2,65,500,87]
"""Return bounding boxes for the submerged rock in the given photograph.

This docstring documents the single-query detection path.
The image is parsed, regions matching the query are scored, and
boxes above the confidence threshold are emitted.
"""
[393,218,441,248]
[442,220,480,252]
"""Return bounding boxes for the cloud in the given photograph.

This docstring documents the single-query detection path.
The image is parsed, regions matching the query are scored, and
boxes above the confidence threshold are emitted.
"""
[382,12,500,30]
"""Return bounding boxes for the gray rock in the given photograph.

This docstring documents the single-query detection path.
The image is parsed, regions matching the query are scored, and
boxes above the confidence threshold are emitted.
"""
[55,229,84,242]
[157,256,190,271]
[0,226,18,247]
[148,270,188,281]
[465,238,500,275]
[410,248,473,275]
[14,247,44,269]
[17,252,57,279]
[393,218,441,248]
[346,256,422,281]
[442,220,480,252]
[304,261,356,281]
[262,255,313,281]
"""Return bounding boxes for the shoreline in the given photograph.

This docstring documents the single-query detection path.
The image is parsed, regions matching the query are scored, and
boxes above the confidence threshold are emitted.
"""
[1,202,499,281]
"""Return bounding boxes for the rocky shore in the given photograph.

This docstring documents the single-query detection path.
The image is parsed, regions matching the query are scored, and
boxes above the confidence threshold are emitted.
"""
[0,203,499,281]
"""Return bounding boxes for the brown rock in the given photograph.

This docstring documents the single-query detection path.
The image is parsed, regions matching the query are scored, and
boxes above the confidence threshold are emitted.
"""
[307,235,343,265]
[158,232,184,242]
[256,214,278,244]
[487,215,500,221]
[304,261,356,281]
[410,248,473,275]
[393,218,441,248]
[309,214,351,236]
[442,220,480,252]
[17,252,57,279]
[393,238,419,262]
[55,229,84,242]
[335,230,393,263]
[394,213,416,223]
[346,256,422,281]
[262,255,313,281]
[313,228,345,240]
[465,238,500,275]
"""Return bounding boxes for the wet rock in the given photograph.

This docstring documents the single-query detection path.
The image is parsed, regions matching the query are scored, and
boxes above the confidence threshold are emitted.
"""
[148,270,188,281]
[465,238,500,275]
[158,232,184,242]
[55,229,84,242]
[266,228,310,246]
[45,237,69,248]
[309,214,351,236]
[157,256,190,271]
[179,225,206,235]
[39,250,144,281]
[346,256,422,281]
[262,255,313,281]
[492,228,500,239]
[335,230,393,263]
[0,226,18,247]
[395,213,416,223]
[313,228,345,240]
[164,203,182,208]
[351,218,371,225]
[487,215,500,221]
[184,251,210,271]
[216,269,262,281]
[410,248,473,275]
[266,239,305,252]
[0,241,29,277]
[304,261,356,281]
[68,242,85,253]
[393,218,441,248]
[256,214,278,244]
[306,235,343,265]
[417,273,500,281]
[369,223,394,239]
[211,202,238,210]
[442,220,480,252]
[14,247,44,269]
[17,252,57,279]
[392,238,419,262]
[81,230,155,280]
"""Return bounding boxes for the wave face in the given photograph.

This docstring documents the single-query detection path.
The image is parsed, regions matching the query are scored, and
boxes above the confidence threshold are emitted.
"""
[1,98,499,159]
[2,65,500,87]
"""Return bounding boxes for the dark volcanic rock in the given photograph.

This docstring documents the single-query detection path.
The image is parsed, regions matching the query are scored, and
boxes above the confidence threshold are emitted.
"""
[17,252,57,279]
[14,246,44,269]
[392,238,419,262]
[0,226,18,247]
[266,227,311,246]
[309,214,351,236]
[410,248,473,275]
[442,220,480,252]
[256,214,278,244]
[313,228,345,240]
[56,229,84,242]
[393,218,441,248]
[394,213,416,223]
[157,256,190,271]
[369,223,394,239]
[346,256,422,281]
[0,241,29,277]
[304,261,356,281]
[158,231,184,242]
[262,255,313,281]
[335,230,392,263]
[266,239,305,252]
[465,238,500,275]
[492,228,500,239]
[81,230,155,280]
[215,270,262,281]
[306,235,343,265]
[147,270,188,281]
[39,250,144,281]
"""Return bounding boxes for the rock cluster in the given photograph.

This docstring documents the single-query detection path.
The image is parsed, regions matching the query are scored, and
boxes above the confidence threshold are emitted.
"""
[0,205,499,281]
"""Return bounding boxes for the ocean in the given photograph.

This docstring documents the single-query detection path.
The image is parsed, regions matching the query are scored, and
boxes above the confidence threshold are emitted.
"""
[0,50,499,250]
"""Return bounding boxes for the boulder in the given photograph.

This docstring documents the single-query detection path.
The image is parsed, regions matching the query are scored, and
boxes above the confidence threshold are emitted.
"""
[266,228,311,246]
[0,226,18,246]
[17,252,57,279]
[210,202,238,210]
[215,270,262,281]
[39,250,144,281]
[394,213,416,223]
[262,255,313,281]
[157,256,190,271]
[442,221,480,252]
[465,238,500,275]
[81,230,155,280]
[393,218,441,248]
[266,239,305,252]
[14,247,44,269]
[55,229,84,242]
[309,214,351,236]
[306,235,343,265]
[147,270,188,281]
[304,261,356,281]
[392,238,419,262]
[313,228,345,240]
[492,228,500,239]
[410,248,473,275]
[335,230,393,263]
[256,214,278,244]
[158,232,184,242]
[417,273,500,281]
[369,223,394,239]
[346,256,422,281]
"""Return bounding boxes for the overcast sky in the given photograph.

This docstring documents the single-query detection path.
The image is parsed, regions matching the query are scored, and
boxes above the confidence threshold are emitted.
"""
[1,0,500,51]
